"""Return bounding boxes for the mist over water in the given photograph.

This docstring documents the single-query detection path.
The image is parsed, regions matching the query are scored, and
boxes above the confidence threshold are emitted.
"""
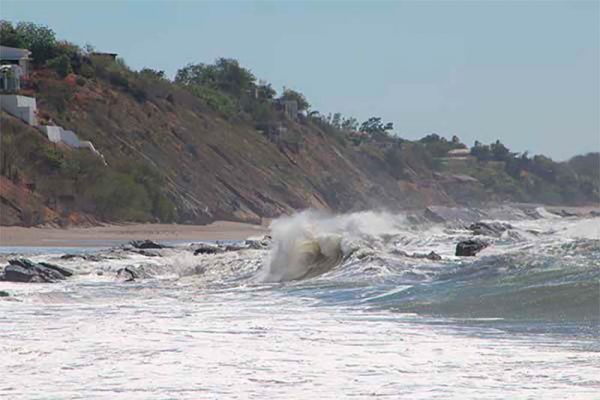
[1,208,599,399]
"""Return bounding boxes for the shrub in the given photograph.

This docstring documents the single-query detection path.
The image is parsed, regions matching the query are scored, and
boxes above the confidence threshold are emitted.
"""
[79,63,95,79]
[108,70,129,89]
[47,54,72,78]
[188,85,236,117]
[84,171,152,221]
[39,80,73,114]
[32,145,64,171]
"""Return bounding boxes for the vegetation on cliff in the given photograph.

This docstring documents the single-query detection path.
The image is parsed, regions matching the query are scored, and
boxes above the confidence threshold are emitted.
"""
[0,21,598,226]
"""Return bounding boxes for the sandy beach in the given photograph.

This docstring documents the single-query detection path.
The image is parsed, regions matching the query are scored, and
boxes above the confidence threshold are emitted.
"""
[0,221,268,247]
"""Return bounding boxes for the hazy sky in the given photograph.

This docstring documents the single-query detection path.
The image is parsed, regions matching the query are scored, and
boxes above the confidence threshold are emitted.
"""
[2,0,598,160]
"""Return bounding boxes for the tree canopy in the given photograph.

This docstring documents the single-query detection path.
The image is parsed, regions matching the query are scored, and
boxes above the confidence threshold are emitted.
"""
[0,20,57,65]
[360,117,394,139]
[175,58,256,96]
[279,88,310,111]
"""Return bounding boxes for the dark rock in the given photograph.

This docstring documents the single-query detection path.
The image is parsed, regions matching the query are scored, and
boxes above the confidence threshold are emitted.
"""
[193,244,221,255]
[7,258,38,269]
[38,262,74,277]
[424,251,442,261]
[223,243,248,251]
[549,209,578,218]
[60,254,103,262]
[116,267,138,282]
[194,247,218,255]
[0,290,9,297]
[468,222,512,237]
[1,258,72,283]
[522,208,543,220]
[590,210,600,217]
[245,237,271,250]
[129,240,168,249]
[456,239,489,257]
[133,249,161,257]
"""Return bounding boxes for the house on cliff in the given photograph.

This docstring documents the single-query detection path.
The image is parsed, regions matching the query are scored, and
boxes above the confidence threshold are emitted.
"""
[0,45,32,91]
[0,45,31,76]
[0,45,106,164]
[438,148,476,173]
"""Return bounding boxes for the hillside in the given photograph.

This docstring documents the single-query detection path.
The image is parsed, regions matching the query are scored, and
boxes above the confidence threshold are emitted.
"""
[0,21,598,226]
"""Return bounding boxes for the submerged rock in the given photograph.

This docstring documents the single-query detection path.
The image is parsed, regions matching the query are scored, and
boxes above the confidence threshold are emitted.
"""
[116,267,138,282]
[60,254,103,262]
[129,240,168,249]
[548,209,578,218]
[245,236,271,250]
[0,259,73,283]
[394,250,442,261]
[455,239,489,257]
[193,243,222,255]
[468,222,512,237]
[423,251,442,261]
[132,249,161,257]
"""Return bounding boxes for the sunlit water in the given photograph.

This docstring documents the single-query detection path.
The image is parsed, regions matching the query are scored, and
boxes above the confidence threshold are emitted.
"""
[1,211,599,399]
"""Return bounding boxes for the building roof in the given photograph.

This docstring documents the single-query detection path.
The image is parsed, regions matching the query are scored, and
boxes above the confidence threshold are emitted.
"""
[0,45,32,61]
[447,148,471,156]
[91,52,118,58]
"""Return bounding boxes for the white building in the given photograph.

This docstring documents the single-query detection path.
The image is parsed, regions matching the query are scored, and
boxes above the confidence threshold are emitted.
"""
[0,45,32,77]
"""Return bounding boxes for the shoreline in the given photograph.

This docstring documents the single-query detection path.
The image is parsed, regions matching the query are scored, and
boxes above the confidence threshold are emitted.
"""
[1,203,598,248]
[0,221,268,247]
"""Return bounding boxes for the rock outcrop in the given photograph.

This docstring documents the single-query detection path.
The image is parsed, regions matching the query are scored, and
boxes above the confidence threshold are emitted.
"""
[468,222,512,237]
[0,258,74,283]
[129,240,168,249]
[116,267,138,282]
[455,239,489,257]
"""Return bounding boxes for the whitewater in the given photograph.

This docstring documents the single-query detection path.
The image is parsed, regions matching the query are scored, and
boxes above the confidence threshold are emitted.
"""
[0,208,599,399]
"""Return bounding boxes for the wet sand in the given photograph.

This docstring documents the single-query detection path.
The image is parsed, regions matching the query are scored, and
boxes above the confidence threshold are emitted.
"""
[0,221,268,247]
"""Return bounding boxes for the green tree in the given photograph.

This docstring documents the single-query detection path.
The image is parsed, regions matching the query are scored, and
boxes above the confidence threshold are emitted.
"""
[279,88,310,111]
[47,54,72,78]
[331,112,342,129]
[0,20,22,47]
[490,139,511,161]
[175,58,256,96]
[139,68,166,80]
[360,117,393,139]
[471,141,492,161]
[256,82,276,100]
[341,116,358,132]
[14,21,57,65]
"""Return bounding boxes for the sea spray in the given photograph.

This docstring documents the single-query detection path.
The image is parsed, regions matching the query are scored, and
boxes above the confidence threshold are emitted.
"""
[259,210,408,281]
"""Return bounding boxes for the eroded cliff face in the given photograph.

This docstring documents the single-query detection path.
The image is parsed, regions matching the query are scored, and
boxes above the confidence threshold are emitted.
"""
[1,71,483,226]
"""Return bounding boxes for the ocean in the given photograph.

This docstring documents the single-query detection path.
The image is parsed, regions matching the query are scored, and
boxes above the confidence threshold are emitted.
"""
[1,208,598,399]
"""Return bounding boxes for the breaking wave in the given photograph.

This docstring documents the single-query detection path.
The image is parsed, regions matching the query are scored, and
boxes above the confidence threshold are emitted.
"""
[4,207,599,321]
[259,210,405,282]
[255,208,600,320]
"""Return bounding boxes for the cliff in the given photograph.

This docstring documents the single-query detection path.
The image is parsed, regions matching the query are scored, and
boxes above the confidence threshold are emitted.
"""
[0,35,597,226]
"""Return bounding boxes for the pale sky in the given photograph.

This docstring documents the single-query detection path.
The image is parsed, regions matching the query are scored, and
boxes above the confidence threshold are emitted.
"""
[1,0,598,160]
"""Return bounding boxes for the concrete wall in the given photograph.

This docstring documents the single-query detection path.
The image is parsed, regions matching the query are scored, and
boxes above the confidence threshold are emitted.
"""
[42,125,63,143]
[39,125,104,162]
[40,126,83,148]
[0,94,37,125]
